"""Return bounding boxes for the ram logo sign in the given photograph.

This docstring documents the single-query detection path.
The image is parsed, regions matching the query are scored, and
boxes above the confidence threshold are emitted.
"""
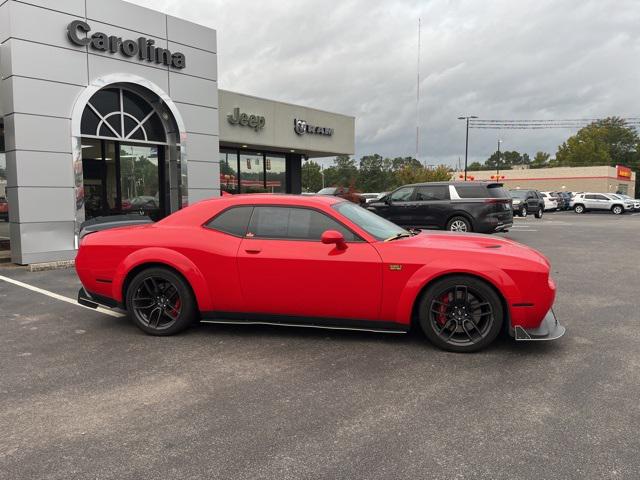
[294,119,334,136]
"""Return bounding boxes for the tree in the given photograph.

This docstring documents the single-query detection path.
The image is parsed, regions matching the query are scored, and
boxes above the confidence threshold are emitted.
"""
[467,162,484,171]
[357,154,392,192]
[531,151,550,169]
[301,160,323,192]
[323,155,358,188]
[555,117,640,169]
[390,156,422,172]
[395,164,452,185]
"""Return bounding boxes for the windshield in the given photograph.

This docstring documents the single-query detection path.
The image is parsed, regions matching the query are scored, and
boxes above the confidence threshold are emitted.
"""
[333,202,408,241]
[509,190,528,199]
[317,187,337,195]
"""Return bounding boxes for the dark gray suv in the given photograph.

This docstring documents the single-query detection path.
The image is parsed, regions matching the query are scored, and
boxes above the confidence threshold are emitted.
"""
[509,189,545,218]
[366,182,513,234]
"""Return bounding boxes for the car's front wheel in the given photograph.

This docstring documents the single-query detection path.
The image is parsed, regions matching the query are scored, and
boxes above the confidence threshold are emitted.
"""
[535,207,543,219]
[612,205,624,215]
[418,275,504,353]
[126,267,196,336]
[446,216,472,232]
[520,206,528,218]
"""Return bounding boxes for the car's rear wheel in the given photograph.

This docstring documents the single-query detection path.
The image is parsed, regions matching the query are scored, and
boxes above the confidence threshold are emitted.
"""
[535,207,543,219]
[126,267,196,336]
[446,216,472,232]
[574,204,585,214]
[418,276,503,353]
[612,205,623,215]
[520,206,528,218]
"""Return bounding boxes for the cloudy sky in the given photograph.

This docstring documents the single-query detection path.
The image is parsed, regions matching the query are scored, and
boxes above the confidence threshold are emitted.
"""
[133,0,640,167]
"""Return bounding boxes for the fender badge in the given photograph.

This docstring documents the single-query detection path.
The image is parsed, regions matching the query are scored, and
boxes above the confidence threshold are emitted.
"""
[389,264,402,271]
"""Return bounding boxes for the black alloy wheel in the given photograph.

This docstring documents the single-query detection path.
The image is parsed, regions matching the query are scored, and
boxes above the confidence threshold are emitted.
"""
[418,276,503,352]
[126,267,196,336]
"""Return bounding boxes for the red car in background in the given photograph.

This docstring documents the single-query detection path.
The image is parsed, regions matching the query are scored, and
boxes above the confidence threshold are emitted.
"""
[76,195,565,352]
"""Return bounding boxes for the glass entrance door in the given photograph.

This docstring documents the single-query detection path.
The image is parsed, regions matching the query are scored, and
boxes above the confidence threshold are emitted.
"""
[82,139,166,221]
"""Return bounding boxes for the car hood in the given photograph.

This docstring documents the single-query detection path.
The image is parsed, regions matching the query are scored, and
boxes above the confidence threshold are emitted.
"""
[382,231,550,269]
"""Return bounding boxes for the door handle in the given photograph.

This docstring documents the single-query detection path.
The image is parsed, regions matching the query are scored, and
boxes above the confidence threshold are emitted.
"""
[244,247,262,254]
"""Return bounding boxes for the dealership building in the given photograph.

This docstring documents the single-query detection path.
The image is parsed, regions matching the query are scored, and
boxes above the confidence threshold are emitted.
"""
[464,165,636,196]
[0,0,355,264]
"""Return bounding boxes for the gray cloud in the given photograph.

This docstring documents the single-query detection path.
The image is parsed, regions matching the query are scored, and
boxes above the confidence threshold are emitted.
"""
[132,0,640,166]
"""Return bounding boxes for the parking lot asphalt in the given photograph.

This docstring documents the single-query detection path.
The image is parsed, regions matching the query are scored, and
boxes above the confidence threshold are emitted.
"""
[1,211,640,480]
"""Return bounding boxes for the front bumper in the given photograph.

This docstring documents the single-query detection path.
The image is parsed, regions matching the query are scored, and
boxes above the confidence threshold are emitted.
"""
[514,309,566,341]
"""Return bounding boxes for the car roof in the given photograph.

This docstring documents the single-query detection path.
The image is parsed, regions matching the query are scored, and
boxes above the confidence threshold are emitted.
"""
[401,181,503,188]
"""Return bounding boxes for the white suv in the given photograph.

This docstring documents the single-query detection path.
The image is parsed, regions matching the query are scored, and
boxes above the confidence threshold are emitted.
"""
[539,192,559,211]
[570,193,633,215]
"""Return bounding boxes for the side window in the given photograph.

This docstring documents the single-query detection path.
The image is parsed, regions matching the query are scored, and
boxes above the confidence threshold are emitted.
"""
[415,185,449,201]
[594,195,608,201]
[585,195,596,200]
[390,187,415,202]
[248,207,359,241]
[205,206,254,236]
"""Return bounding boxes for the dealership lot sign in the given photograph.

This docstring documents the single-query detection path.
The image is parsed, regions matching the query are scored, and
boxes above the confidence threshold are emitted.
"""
[67,20,186,69]
[227,107,266,131]
[294,119,333,136]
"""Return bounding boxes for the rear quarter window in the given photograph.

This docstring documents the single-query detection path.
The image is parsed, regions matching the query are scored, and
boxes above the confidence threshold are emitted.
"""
[205,206,253,236]
[455,184,509,199]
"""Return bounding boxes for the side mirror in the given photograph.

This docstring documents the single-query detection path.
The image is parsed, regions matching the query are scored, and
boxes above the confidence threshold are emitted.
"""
[321,230,347,249]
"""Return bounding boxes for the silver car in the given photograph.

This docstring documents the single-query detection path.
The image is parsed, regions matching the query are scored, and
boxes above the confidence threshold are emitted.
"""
[616,194,640,210]
[570,192,633,215]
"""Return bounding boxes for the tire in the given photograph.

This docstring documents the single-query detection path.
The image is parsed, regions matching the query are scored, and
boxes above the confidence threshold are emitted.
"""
[446,216,472,232]
[125,267,196,336]
[574,204,585,214]
[611,205,624,215]
[534,207,543,219]
[520,206,528,218]
[418,275,504,353]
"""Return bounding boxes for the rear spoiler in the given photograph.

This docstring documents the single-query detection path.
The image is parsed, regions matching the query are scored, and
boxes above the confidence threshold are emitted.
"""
[78,214,154,240]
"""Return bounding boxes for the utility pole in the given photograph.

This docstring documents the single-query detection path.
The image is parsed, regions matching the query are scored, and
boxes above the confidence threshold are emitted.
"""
[416,17,421,164]
[457,116,478,180]
[496,139,503,177]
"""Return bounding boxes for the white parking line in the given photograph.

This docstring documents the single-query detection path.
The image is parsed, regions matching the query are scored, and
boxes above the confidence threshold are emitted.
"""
[0,274,124,317]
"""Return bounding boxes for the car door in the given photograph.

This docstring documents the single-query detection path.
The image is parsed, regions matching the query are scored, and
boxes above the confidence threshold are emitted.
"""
[593,194,610,210]
[385,186,417,227]
[413,185,451,228]
[236,206,383,321]
[525,192,537,211]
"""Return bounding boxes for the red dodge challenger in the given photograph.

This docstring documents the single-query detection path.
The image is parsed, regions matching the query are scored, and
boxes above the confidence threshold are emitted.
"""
[76,194,565,352]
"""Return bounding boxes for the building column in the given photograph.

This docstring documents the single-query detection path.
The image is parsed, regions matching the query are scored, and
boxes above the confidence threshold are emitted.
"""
[286,153,302,194]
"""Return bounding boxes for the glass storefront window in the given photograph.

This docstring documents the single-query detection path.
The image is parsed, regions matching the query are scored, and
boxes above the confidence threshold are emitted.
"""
[120,144,162,220]
[0,122,8,253]
[240,152,266,193]
[265,154,286,193]
[220,149,239,193]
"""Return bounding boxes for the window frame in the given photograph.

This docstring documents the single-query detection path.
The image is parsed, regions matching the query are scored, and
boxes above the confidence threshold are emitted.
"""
[245,205,365,243]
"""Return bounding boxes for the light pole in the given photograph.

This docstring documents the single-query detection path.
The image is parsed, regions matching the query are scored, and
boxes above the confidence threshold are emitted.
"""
[496,139,503,177]
[458,116,478,181]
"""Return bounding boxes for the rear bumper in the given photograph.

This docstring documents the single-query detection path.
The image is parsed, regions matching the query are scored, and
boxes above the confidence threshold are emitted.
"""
[78,287,120,310]
[514,309,566,341]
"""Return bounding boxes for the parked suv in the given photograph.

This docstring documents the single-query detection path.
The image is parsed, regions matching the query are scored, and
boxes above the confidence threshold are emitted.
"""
[509,189,545,218]
[570,193,633,215]
[367,182,513,233]
[539,192,559,211]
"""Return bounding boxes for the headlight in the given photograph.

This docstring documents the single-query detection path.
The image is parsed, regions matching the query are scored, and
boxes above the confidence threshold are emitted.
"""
[513,199,521,205]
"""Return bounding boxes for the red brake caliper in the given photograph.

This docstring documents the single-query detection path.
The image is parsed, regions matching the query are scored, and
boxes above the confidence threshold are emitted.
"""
[437,293,449,326]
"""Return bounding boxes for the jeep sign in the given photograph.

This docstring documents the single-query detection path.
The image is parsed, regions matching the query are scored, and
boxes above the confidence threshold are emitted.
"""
[227,107,266,131]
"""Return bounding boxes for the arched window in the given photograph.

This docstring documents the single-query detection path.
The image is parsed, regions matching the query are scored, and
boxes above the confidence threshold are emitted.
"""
[80,87,167,143]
